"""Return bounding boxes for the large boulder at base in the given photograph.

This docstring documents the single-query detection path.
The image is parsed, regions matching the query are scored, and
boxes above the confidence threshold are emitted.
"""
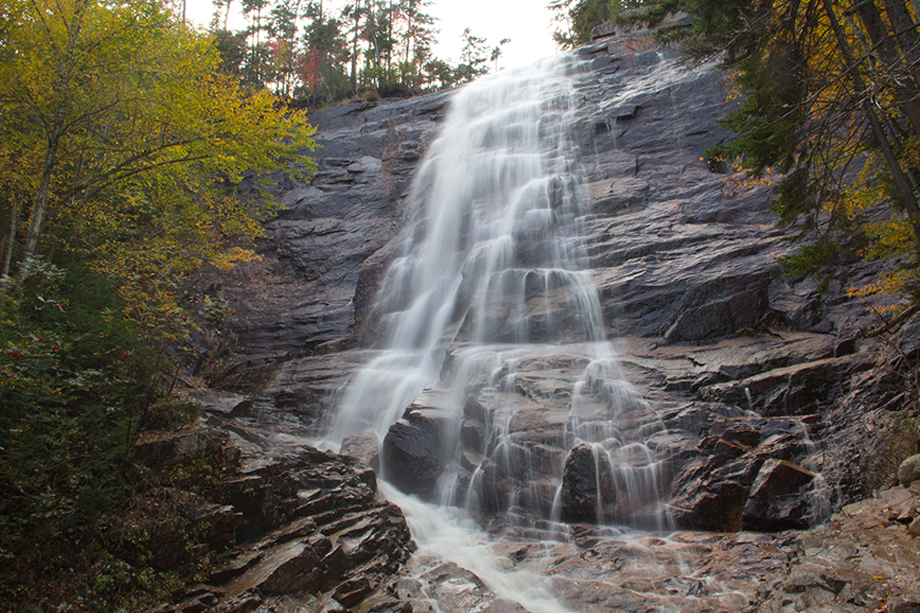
[742,459,815,531]
[382,412,445,500]
[671,479,747,532]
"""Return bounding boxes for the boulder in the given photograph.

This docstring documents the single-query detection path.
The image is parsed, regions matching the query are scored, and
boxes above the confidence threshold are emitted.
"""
[672,479,747,532]
[899,454,920,487]
[900,312,920,357]
[340,431,381,473]
[742,459,815,531]
[382,412,445,500]
[560,444,617,523]
[134,427,236,470]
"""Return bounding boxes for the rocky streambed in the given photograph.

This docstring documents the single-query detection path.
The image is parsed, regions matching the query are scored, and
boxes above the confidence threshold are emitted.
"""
[149,17,920,613]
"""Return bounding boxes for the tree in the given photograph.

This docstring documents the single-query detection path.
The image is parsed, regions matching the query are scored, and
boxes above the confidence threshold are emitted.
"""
[0,0,315,283]
[455,27,490,83]
[0,0,316,574]
[491,37,511,72]
[676,0,920,299]
[268,0,303,97]
[241,0,271,86]
[300,2,351,104]
[549,0,645,48]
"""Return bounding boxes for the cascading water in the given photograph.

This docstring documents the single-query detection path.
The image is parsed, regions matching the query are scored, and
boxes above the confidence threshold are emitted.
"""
[323,55,671,609]
[327,55,667,532]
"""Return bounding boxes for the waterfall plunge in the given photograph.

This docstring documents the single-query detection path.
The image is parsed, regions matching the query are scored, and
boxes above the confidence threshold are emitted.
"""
[327,57,667,536]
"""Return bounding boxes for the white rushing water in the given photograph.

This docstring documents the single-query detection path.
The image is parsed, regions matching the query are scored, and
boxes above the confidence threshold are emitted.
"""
[328,54,600,443]
[323,55,669,609]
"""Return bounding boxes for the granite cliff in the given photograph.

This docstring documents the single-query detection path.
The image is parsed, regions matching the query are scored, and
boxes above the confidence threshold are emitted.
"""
[164,19,920,613]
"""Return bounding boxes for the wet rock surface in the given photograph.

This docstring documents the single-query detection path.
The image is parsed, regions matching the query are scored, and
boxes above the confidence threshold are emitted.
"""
[190,17,920,613]
[144,420,415,613]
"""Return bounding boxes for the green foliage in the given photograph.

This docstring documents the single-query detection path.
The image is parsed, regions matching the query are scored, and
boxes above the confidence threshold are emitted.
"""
[0,0,316,336]
[549,0,655,48]
[215,0,507,107]
[0,0,316,607]
[0,262,155,546]
[680,0,920,301]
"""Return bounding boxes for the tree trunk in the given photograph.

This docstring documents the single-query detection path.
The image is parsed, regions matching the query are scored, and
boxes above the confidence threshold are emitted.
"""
[21,134,61,272]
[824,0,920,246]
[881,0,920,91]
[853,0,920,135]
[351,0,360,93]
[2,191,21,278]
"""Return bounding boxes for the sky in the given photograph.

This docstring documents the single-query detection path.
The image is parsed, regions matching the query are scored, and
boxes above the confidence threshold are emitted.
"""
[184,0,561,70]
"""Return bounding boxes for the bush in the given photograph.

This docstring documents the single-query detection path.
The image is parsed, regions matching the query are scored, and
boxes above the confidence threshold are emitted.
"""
[0,260,159,552]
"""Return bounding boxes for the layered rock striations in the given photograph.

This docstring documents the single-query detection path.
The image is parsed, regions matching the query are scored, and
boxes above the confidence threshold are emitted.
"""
[183,17,920,613]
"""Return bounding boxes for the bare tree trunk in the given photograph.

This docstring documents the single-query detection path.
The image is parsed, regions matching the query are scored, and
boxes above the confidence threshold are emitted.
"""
[881,0,920,90]
[351,0,360,93]
[21,135,60,273]
[853,0,920,135]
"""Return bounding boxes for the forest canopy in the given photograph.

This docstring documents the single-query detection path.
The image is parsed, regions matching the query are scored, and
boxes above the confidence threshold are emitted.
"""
[205,0,511,107]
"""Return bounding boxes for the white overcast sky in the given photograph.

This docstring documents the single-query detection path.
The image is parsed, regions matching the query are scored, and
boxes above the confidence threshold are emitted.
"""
[184,0,561,70]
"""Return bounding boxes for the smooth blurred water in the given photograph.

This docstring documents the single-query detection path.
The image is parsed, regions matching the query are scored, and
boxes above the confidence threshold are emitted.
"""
[323,56,669,611]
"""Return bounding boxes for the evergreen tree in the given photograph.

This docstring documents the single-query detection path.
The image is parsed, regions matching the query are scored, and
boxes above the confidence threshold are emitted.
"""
[678,0,920,299]
[549,0,646,47]
[455,27,490,83]
[300,1,351,104]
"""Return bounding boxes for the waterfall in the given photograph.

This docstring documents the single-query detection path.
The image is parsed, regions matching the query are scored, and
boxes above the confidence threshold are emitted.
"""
[326,55,668,536]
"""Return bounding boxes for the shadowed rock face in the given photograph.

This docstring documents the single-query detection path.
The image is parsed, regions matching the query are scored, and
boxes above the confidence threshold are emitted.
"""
[219,93,452,363]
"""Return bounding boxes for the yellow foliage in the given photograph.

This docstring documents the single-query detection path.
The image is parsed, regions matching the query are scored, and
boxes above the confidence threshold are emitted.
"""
[0,0,317,348]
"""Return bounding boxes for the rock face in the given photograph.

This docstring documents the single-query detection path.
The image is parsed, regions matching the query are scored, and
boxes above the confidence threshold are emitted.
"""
[217,92,451,369]
[211,16,919,533]
[197,17,920,613]
[142,426,415,613]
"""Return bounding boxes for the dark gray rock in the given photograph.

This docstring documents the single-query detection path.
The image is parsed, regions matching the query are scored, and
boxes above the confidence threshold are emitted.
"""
[664,289,770,343]
[672,479,747,532]
[899,454,920,487]
[901,312,920,357]
[742,459,815,531]
[382,411,445,500]
[155,25,920,613]
[560,444,605,523]
[341,431,382,473]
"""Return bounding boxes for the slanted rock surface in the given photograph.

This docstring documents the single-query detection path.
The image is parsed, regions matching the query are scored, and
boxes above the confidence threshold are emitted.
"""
[178,16,920,613]
[144,425,415,613]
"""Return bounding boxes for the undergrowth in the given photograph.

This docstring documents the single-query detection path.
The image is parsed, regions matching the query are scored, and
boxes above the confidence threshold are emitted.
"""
[0,262,209,611]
